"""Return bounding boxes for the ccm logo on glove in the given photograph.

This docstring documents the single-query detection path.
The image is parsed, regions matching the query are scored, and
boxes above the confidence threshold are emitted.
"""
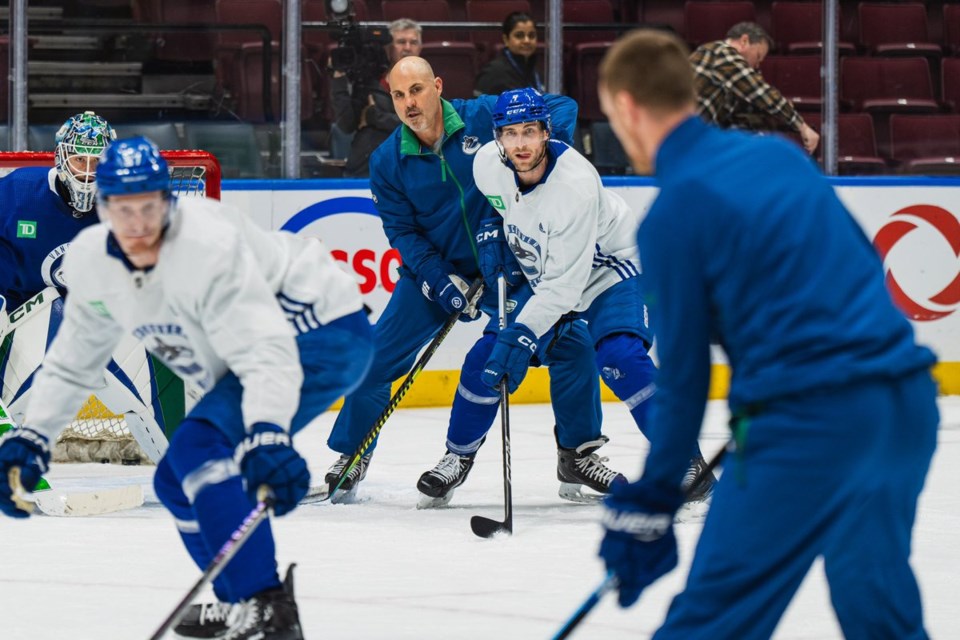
[517,335,536,352]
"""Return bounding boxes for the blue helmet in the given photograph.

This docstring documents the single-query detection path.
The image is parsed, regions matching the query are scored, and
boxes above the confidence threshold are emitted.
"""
[492,88,551,134]
[96,136,170,199]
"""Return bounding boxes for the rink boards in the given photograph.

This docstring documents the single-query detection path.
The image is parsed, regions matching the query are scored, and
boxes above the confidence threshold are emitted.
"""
[222,176,960,403]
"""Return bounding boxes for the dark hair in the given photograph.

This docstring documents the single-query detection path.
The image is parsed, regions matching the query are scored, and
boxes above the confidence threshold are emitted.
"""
[725,22,773,48]
[502,11,535,36]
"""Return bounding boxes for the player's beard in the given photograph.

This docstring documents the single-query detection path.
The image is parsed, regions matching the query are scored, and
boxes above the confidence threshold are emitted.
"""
[510,142,548,177]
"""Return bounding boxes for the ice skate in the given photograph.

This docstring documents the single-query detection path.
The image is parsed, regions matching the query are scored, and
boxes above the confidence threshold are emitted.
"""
[223,564,303,640]
[416,449,478,509]
[557,435,626,503]
[682,454,716,503]
[174,601,237,638]
[324,452,372,503]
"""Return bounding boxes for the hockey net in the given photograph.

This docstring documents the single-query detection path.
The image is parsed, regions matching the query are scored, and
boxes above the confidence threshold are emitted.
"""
[0,150,221,463]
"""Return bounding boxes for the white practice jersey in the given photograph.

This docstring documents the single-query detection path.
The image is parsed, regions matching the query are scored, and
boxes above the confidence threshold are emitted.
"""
[473,140,644,337]
[24,197,363,441]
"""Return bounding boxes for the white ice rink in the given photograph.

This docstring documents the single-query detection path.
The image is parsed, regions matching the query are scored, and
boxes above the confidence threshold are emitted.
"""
[2,397,958,640]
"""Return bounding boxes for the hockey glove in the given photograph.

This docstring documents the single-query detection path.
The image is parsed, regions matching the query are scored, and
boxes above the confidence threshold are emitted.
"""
[0,427,50,518]
[481,323,538,393]
[598,479,684,607]
[417,263,480,322]
[236,423,310,517]
[476,217,525,292]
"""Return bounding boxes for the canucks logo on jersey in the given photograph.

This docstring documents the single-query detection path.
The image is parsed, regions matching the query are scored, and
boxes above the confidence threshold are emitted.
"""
[506,224,542,283]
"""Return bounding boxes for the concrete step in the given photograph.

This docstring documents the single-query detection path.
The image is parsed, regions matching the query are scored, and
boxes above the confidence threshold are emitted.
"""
[29,92,210,110]
[0,6,63,21]
[28,61,142,76]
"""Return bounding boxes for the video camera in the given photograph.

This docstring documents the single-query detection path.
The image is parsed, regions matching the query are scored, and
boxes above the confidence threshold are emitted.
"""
[326,0,391,87]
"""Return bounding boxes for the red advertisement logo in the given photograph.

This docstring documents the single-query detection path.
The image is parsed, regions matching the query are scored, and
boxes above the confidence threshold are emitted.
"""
[874,204,960,321]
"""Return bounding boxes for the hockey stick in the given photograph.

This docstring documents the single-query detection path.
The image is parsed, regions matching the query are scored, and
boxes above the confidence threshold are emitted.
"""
[148,487,275,640]
[551,442,729,640]
[470,273,513,538]
[323,278,485,503]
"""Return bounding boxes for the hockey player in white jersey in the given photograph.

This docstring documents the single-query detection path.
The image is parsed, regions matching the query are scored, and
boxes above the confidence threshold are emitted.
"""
[472,88,715,499]
[0,137,373,640]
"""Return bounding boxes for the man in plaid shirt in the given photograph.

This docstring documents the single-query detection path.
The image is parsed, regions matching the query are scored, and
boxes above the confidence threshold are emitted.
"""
[691,22,820,154]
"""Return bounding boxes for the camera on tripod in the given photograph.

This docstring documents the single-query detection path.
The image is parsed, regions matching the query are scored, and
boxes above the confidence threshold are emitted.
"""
[325,0,392,86]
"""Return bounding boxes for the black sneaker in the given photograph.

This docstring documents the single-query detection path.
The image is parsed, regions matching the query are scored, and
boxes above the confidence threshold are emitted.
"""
[174,601,236,638]
[416,449,478,508]
[682,455,716,502]
[223,564,303,640]
[324,452,372,500]
[557,435,626,503]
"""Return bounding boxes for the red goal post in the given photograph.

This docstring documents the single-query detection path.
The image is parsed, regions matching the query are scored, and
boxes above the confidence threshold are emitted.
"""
[0,149,222,463]
[0,149,221,200]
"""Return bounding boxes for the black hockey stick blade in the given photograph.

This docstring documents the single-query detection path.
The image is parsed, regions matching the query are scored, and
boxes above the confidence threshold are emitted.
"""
[470,514,512,538]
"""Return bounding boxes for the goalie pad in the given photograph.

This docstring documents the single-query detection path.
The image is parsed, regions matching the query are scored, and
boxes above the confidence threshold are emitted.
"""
[0,287,187,463]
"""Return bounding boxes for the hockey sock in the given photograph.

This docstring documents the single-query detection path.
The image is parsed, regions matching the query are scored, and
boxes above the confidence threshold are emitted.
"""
[445,333,499,455]
[595,333,657,439]
[165,419,281,603]
[155,456,214,570]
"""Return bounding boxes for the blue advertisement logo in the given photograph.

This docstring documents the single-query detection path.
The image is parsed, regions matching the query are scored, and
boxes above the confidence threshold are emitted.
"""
[281,196,378,233]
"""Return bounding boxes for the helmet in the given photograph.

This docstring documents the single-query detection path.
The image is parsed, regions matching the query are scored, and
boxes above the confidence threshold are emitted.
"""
[54,111,116,213]
[96,136,170,199]
[491,88,551,134]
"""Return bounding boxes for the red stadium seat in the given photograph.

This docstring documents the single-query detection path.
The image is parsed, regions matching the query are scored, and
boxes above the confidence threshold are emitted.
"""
[381,1,463,42]
[770,2,855,55]
[944,4,960,55]
[420,41,479,100]
[562,0,616,47]
[803,112,887,174]
[943,57,960,113]
[684,1,757,48]
[573,41,614,122]
[889,114,960,174]
[841,56,940,157]
[759,55,823,112]
[858,2,941,61]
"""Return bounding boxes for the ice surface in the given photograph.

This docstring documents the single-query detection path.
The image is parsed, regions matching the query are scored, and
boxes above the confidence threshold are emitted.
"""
[2,398,958,639]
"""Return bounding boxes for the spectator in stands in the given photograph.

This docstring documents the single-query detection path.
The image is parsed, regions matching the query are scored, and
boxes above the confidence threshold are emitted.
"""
[474,11,544,97]
[691,22,820,154]
[329,18,423,177]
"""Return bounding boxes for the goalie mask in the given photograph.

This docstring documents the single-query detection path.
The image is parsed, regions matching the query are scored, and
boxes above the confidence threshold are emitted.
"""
[54,111,116,214]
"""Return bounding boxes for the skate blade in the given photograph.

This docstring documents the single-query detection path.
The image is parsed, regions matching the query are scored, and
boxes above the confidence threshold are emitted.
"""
[329,485,360,505]
[558,482,606,504]
[675,499,710,523]
[416,491,453,510]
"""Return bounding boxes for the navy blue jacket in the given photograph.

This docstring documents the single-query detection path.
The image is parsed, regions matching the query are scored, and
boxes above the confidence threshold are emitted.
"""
[639,116,936,489]
[368,95,577,281]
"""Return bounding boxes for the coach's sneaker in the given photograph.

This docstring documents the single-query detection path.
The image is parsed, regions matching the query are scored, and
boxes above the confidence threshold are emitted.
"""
[223,565,303,640]
[174,601,237,638]
[682,454,716,503]
[416,449,479,509]
[324,452,372,503]
[557,435,627,503]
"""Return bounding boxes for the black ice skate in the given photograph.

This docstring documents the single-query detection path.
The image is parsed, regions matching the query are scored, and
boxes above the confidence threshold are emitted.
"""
[682,454,717,503]
[174,600,237,638]
[557,434,626,503]
[416,449,478,509]
[324,452,372,503]
[222,564,303,640]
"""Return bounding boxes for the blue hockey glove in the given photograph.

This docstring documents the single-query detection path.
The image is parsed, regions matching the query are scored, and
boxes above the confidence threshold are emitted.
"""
[481,323,538,393]
[0,427,51,519]
[235,423,310,517]
[417,262,479,322]
[475,217,524,291]
[598,479,684,607]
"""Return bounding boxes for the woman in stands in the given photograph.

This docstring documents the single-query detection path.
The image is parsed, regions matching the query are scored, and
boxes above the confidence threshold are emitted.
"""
[474,11,544,96]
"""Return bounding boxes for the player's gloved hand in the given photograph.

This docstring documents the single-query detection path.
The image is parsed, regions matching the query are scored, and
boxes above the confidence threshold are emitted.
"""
[0,427,51,519]
[417,263,480,322]
[481,323,538,393]
[475,217,524,291]
[235,422,310,517]
[598,479,684,607]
